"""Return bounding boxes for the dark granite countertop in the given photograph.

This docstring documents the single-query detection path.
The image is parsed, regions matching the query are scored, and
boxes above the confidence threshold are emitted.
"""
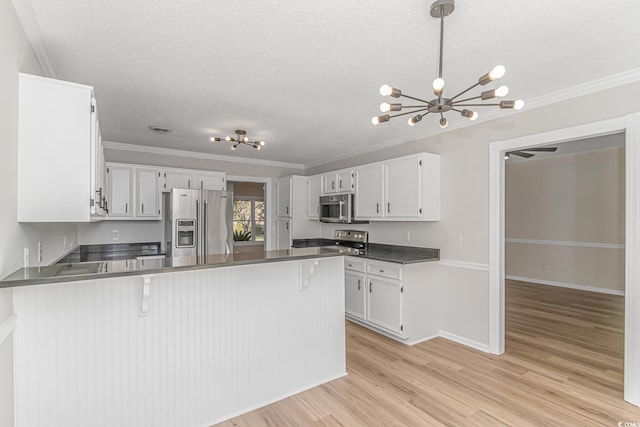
[0,246,356,289]
[292,239,440,264]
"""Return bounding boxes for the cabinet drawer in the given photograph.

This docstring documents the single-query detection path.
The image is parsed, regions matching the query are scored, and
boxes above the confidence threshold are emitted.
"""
[367,262,401,280]
[344,258,365,272]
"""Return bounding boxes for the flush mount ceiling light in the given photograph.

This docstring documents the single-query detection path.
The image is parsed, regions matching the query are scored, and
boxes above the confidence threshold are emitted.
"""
[372,0,524,129]
[210,129,265,151]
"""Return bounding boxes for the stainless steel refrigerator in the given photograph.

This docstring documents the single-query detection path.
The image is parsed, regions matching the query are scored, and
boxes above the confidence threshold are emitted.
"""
[163,188,233,258]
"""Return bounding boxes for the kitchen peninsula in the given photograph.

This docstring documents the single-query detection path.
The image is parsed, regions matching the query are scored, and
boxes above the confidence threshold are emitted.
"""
[1,249,347,427]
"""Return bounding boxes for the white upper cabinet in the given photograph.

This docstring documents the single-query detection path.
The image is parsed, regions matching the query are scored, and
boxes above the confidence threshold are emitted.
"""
[107,165,133,218]
[18,73,106,222]
[136,168,161,218]
[276,176,292,217]
[163,170,196,191]
[355,153,440,221]
[321,169,355,194]
[196,172,226,191]
[307,175,322,219]
[354,163,385,219]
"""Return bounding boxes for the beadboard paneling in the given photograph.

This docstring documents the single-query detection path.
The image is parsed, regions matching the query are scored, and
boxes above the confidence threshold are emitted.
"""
[13,258,345,427]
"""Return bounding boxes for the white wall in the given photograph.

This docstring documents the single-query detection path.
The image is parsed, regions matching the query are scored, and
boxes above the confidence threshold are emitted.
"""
[308,81,640,347]
[505,147,625,293]
[0,0,80,425]
[77,220,164,245]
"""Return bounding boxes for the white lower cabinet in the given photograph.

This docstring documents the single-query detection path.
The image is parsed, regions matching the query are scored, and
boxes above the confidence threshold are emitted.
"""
[367,277,403,334]
[345,270,366,320]
[344,256,438,344]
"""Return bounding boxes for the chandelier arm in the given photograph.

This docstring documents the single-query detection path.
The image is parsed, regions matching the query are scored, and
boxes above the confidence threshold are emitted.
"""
[389,108,430,119]
[400,94,435,106]
[451,95,482,104]
[447,82,481,103]
[452,103,500,107]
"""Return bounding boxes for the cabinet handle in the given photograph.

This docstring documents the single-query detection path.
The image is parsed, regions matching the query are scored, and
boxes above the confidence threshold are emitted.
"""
[339,180,342,189]
[369,282,372,293]
[141,203,144,214]
[332,181,335,190]
[379,269,384,273]
[286,222,289,230]
[376,203,379,213]
[357,279,361,290]
[286,206,289,215]
[188,179,191,188]
[125,202,128,213]
[348,263,353,267]
[387,203,391,213]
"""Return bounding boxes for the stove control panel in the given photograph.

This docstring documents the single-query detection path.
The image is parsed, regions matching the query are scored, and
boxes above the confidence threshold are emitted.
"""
[334,230,368,244]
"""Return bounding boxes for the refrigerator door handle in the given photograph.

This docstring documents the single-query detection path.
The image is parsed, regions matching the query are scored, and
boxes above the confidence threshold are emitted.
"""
[203,199,208,256]
[196,199,200,255]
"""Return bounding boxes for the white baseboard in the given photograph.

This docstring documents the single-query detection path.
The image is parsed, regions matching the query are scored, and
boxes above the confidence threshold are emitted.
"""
[0,313,17,346]
[438,330,490,353]
[506,275,625,296]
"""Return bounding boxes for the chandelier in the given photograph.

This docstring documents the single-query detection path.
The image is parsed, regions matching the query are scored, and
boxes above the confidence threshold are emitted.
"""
[372,0,524,129]
[210,129,265,150]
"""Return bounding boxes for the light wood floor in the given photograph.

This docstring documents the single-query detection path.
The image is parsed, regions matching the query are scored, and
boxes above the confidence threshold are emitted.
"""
[215,279,640,426]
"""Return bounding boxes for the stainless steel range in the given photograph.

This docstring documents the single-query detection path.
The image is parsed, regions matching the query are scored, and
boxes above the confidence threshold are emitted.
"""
[333,230,368,254]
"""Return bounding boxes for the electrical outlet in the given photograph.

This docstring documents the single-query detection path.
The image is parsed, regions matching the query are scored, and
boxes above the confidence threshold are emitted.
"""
[403,231,410,242]
[38,241,43,264]
[446,232,463,246]
[112,229,120,241]
[24,247,30,268]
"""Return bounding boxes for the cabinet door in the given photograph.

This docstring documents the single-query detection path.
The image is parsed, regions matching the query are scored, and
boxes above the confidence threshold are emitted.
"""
[322,173,338,194]
[276,218,291,249]
[196,172,225,190]
[345,272,366,320]
[108,165,133,217]
[307,175,322,219]
[367,278,403,334]
[337,169,355,193]
[354,163,384,219]
[163,170,196,191]
[136,168,160,218]
[385,156,421,218]
[276,177,292,217]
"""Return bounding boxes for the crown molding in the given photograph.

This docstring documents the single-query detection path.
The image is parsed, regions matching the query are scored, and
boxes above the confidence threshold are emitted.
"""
[103,141,305,170]
[304,67,640,169]
[11,0,58,78]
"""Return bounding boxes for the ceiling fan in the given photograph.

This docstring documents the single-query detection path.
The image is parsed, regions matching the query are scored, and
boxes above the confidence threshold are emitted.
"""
[505,147,557,159]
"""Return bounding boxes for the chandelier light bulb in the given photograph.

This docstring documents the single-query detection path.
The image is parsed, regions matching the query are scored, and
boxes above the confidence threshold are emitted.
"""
[432,77,445,94]
[514,99,525,110]
[210,137,215,142]
[243,136,249,142]
[380,102,391,113]
[372,115,390,125]
[231,145,236,150]
[380,84,392,96]
[255,145,261,150]
[439,117,448,128]
[489,65,506,80]
[408,115,423,126]
[259,140,265,146]
[495,85,509,97]
[225,136,232,142]
[461,109,478,120]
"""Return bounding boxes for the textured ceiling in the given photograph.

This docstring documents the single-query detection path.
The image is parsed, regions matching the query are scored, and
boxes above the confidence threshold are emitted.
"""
[16,0,640,166]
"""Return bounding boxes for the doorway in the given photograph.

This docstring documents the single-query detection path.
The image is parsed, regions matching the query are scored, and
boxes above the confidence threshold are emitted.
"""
[227,180,266,258]
[488,113,640,405]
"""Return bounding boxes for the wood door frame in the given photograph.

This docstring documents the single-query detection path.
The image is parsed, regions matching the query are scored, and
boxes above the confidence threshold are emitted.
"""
[488,113,640,405]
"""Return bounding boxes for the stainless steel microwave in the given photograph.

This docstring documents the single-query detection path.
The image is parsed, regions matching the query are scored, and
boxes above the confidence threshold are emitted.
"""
[319,194,367,224]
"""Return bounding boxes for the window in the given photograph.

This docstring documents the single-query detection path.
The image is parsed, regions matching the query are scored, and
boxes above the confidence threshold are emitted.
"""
[233,198,265,243]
